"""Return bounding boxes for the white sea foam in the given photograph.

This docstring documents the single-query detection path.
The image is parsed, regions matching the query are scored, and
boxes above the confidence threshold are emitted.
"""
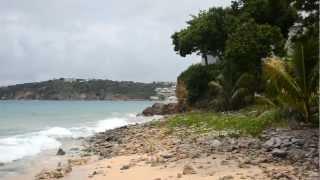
[0,114,161,163]
[0,134,61,163]
[39,127,73,138]
[93,117,128,133]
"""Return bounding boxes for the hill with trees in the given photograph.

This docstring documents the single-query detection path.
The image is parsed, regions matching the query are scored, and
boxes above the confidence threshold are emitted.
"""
[0,78,172,100]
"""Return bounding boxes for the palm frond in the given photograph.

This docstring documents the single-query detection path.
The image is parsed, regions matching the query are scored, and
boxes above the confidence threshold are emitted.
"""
[263,57,302,100]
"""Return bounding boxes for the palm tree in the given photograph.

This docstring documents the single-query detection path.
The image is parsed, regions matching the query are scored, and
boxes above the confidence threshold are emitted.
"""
[209,62,255,111]
[262,40,319,122]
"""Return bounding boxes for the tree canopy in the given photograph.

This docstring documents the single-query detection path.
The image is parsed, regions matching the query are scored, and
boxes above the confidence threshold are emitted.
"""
[173,0,319,123]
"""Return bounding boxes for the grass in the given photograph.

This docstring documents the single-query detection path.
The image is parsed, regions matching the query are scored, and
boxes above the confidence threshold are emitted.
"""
[167,107,286,137]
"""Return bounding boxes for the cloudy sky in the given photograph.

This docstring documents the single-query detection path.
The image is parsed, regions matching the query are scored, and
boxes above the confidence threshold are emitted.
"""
[0,0,230,86]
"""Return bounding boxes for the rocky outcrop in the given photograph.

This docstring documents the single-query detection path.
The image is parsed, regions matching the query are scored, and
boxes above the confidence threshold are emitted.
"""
[176,79,189,111]
[35,162,72,179]
[142,103,180,116]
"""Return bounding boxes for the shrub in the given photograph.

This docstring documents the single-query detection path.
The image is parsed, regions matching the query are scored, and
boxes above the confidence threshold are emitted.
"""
[177,64,220,106]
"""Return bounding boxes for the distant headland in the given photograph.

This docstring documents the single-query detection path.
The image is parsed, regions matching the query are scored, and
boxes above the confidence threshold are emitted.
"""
[0,78,175,101]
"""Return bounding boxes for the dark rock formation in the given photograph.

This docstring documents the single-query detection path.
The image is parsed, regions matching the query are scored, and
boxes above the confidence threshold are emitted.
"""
[142,103,180,116]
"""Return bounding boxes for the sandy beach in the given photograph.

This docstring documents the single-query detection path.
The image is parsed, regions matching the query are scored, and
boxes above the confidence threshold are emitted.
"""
[15,116,317,180]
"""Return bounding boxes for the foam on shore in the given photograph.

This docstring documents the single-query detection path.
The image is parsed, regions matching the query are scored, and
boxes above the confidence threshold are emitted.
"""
[0,114,161,163]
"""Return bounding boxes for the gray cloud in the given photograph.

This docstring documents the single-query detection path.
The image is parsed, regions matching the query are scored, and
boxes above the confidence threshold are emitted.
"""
[0,0,230,86]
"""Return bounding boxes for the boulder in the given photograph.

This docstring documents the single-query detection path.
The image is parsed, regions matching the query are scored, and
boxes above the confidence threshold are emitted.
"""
[142,103,179,116]
[209,140,222,150]
[271,148,287,158]
[290,138,305,146]
[263,137,282,150]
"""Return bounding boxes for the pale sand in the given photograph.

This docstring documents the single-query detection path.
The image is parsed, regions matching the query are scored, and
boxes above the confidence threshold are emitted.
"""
[60,153,292,180]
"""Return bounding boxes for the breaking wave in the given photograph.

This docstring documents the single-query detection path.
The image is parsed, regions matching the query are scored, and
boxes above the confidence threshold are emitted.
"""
[0,114,161,163]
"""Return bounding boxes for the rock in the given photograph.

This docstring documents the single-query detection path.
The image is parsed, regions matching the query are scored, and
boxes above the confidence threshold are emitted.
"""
[288,149,305,161]
[271,148,287,158]
[281,138,292,148]
[35,163,72,180]
[89,170,104,177]
[68,158,88,166]
[56,148,66,156]
[182,164,197,175]
[271,172,293,180]
[290,138,305,146]
[120,164,130,170]
[142,103,179,116]
[220,160,229,166]
[70,147,80,151]
[50,170,64,178]
[219,175,234,180]
[209,139,222,150]
[161,153,173,159]
[177,173,182,178]
[263,137,282,150]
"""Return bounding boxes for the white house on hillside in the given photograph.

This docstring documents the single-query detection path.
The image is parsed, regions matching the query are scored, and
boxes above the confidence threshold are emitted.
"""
[201,55,218,65]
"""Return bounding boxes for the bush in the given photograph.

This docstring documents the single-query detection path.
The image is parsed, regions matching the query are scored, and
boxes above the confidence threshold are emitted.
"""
[177,64,220,106]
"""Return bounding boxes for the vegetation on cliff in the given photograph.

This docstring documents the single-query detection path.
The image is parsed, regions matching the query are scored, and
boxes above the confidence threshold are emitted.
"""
[172,0,319,125]
[0,78,172,100]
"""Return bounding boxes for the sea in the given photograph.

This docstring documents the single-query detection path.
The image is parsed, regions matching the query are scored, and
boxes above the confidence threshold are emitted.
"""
[0,100,156,178]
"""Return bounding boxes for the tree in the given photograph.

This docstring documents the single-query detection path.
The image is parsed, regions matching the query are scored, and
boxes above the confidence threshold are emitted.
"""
[294,0,319,31]
[235,0,298,37]
[224,19,285,81]
[171,7,238,64]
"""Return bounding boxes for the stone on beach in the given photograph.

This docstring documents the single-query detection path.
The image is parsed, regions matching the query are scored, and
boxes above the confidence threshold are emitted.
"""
[56,148,66,156]
[182,164,197,175]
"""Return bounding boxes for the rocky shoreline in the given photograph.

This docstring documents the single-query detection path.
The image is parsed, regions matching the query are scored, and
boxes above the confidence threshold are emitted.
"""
[34,115,319,180]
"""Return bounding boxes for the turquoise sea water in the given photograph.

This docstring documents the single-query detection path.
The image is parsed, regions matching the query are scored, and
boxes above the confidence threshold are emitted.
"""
[0,100,154,164]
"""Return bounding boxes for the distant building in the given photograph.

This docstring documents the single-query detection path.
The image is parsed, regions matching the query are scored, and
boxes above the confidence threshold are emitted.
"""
[201,55,218,65]
[168,96,177,102]
[62,78,77,83]
[151,83,177,101]
[150,96,160,101]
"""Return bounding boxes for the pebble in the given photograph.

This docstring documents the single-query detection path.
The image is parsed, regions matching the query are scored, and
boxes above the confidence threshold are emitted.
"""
[182,164,197,175]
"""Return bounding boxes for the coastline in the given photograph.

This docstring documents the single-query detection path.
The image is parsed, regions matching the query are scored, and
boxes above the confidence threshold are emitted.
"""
[15,115,318,180]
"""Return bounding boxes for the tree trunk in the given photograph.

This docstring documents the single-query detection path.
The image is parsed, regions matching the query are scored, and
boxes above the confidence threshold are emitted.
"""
[203,54,208,65]
[304,100,311,122]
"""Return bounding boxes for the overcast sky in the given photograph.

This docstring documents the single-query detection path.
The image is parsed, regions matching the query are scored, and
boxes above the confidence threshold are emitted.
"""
[0,0,231,86]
